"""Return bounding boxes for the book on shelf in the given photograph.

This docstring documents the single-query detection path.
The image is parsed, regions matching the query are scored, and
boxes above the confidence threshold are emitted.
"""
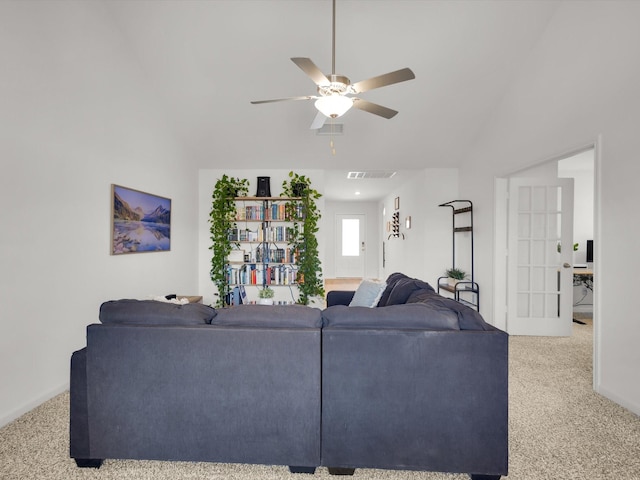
[225,263,298,286]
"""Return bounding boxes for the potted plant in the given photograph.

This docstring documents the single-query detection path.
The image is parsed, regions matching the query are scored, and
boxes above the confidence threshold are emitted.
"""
[209,175,249,307]
[445,267,467,287]
[281,171,325,305]
[257,286,275,305]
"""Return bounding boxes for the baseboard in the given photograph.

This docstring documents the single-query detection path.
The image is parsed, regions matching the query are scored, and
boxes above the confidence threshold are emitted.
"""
[0,382,69,429]
[596,384,640,417]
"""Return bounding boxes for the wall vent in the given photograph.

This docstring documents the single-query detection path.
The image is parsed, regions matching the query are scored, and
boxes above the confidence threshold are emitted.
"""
[347,171,397,179]
[316,123,344,136]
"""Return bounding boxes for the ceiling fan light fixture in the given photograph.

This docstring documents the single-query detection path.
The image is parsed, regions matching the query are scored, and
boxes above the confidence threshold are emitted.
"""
[315,94,352,118]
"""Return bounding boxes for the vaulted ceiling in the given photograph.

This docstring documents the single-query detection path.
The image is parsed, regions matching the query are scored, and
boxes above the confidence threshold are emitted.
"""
[105,0,560,196]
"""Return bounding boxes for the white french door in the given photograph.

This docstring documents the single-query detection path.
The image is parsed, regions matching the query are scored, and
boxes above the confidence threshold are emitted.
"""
[335,214,365,278]
[507,178,574,336]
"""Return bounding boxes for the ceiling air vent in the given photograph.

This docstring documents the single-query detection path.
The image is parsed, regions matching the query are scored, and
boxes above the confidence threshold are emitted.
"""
[347,171,397,179]
[316,123,344,136]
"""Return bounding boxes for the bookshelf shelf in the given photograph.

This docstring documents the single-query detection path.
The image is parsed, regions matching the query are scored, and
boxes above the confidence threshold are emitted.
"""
[225,197,302,300]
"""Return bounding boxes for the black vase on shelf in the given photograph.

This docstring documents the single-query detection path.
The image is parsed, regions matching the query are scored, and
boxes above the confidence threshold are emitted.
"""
[256,177,271,197]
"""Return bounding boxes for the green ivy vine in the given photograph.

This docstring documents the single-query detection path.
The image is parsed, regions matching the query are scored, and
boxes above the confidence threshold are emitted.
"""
[281,171,325,305]
[209,175,249,307]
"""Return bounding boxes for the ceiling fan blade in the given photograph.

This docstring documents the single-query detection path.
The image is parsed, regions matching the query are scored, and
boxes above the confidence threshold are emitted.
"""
[351,68,415,94]
[352,98,398,119]
[291,58,331,86]
[251,96,315,105]
[310,111,327,130]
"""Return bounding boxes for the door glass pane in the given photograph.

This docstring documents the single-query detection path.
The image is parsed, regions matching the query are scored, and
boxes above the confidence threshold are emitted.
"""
[518,267,530,290]
[518,240,530,264]
[532,186,547,211]
[531,240,545,265]
[518,213,530,237]
[546,293,560,318]
[342,219,360,256]
[531,267,545,291]
[517,293,529,317]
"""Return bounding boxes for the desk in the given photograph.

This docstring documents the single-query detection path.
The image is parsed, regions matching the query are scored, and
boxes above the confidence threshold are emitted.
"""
[573,268,593,276]
[572,268,593,324]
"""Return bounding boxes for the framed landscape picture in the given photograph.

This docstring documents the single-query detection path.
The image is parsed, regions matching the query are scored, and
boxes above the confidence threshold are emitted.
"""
[111,184,171,255]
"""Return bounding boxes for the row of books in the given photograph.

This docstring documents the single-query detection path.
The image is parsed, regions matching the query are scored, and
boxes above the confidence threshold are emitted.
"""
[255,246,296,264]
[236,204,305,221]
[226,264,298,286]
[228,226,294,243]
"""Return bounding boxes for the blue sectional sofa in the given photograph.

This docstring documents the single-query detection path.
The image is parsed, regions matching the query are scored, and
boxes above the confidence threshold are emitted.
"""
[70,274,508,479]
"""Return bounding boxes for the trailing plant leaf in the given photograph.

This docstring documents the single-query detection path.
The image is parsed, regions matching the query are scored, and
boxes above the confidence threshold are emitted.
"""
[209,175,249,307]
[281,172,324,305]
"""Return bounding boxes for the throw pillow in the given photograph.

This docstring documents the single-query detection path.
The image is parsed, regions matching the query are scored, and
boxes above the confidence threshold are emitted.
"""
[349,279,387,308]
[99,299,217,325]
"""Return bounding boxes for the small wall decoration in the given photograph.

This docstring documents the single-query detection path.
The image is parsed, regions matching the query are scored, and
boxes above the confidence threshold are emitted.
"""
[394,196,400,210]
[388,211,404,239]
[405,216,412,229]
[111,184,171,255]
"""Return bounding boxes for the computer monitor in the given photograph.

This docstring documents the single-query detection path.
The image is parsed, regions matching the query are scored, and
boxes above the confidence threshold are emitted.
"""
[586,239,594,263]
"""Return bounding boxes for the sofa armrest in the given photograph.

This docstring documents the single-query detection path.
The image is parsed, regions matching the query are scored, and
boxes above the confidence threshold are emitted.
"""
[326,290,355,307]
[70,348,90,460]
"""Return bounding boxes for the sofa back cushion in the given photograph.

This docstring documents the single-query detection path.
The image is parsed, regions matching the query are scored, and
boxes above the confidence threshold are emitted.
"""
[385,277,436,306]
[211,304,323,328]
[376,272,408,307]
[322,304,460,330]
[406,289,490,331]
[99,299,217,325]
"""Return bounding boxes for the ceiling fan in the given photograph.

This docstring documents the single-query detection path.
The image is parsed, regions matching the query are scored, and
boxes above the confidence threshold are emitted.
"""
[251,0,415,129]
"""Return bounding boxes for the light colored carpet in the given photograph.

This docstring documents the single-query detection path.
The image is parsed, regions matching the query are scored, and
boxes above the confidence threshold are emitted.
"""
[1,320,639,479]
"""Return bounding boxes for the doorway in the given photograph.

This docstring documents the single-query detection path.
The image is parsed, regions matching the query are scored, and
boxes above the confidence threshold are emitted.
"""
[495,146,596,336]
[335,214,365,278]
[494,144,598,378]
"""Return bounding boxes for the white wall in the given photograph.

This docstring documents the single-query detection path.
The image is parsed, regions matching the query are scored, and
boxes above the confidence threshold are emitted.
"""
[198,169,326,307]
[458,2,640,414]
[381,169,458,287]
[323,200,380,279]
[0,2,199,426]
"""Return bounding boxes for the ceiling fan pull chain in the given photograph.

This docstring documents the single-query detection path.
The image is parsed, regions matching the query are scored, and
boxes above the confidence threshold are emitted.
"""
[330,119,336,156]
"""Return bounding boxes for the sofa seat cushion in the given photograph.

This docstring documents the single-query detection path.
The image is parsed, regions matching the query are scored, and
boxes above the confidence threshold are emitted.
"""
[406,289,491,331]
[322,304,460,330]
[99,299,217,325]
[211,304,323,328]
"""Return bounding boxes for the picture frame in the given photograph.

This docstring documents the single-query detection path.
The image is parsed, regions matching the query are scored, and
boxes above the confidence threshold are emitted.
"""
[405,216,412,229]
[394,196,400,210]
[111,184,171,255]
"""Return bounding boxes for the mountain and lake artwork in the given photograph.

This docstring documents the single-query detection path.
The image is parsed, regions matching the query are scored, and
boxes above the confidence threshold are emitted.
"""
[111,185,171,254]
